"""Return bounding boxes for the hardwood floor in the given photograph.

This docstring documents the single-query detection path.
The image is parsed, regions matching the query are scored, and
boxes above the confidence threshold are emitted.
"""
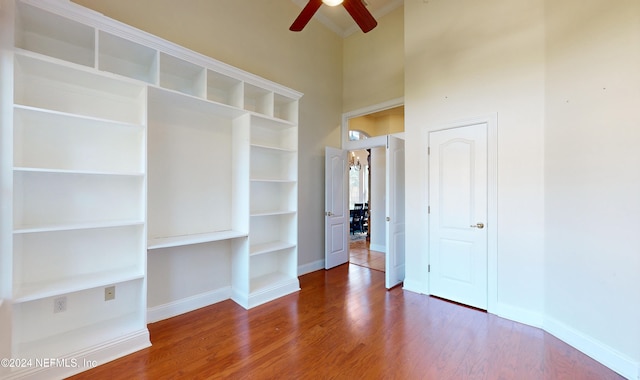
[349,238,385,272]
[69,265,623,380]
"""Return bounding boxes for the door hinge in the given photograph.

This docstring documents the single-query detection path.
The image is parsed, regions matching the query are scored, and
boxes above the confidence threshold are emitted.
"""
[428,206,430,214]
[428,147,430,155]
[428,264,431,273]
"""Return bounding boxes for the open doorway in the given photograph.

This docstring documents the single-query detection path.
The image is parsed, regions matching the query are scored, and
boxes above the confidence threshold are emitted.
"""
[347,147,385,271]
[324,98,405,288]
[345,104,404,273]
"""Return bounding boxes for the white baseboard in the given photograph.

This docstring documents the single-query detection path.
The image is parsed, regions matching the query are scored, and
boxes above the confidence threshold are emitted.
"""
[298,259,325,275]
[231,279,300,309]
[544,317,639,380]
[402,278,427,295]
[147,287,232,323]
[230,288,248,310]
[5,329,151,379]
[369,243,386,253]
[397,292,638,380]
[247,280,300,309]
[494,302,544,329]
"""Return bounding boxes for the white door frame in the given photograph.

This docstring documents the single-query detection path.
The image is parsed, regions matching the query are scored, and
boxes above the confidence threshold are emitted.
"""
[425,114,498,313]
[341,97,404,152]
[337,98,405,272]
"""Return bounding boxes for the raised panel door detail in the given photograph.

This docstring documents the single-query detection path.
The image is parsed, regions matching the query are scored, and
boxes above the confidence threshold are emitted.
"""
[429,124,488,310]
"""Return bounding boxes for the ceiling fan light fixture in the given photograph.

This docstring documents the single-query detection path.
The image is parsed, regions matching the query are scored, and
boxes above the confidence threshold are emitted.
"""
[322,0,343,6]
[290,0,377,33]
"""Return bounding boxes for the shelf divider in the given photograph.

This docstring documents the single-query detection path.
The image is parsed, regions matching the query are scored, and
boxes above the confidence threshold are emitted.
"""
[148,230,248,250]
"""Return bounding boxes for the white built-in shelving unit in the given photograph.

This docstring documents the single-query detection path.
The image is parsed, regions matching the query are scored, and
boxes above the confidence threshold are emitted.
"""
[0,0,301,378]
[246,116,299,301]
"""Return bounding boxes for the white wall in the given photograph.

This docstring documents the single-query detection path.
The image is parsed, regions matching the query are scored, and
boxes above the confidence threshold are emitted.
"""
[544,0,640,373]
[404,0,546,317]
[343,6,404,112]
[404,0,640,377]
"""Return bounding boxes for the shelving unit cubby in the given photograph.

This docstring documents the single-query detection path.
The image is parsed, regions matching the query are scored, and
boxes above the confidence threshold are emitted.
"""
[13,278,145,359]
[273,93,299,123]
[14,106,145,174]
[244,83,274,116]
[207,70,243,107]
[14,1,95,67]
[14,52,146,124]
[13,224,144,302]
[159,53,206,98]
[147,240,235,323]
[250,180,297,215]
[250,147,297,181]
[99,31,158,85]
[1,0,301,377]
[14,170,143,227]
[147,87,248,246]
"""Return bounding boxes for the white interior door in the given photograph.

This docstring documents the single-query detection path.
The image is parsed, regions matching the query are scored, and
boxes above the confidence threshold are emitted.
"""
[325,147,349,269]
[385,136,405,288]
[429,124,488,309]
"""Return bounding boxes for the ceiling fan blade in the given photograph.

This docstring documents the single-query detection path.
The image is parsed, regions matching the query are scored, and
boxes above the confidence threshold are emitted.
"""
[342,0,377,33]
[290,0,324,31]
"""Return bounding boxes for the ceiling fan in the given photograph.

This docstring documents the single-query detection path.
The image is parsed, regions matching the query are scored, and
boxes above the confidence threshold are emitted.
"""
[290,0,378,33]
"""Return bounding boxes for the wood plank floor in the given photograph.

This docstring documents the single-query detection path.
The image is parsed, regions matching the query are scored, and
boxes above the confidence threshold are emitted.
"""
[349,238,385,272]
[69,265,623,379]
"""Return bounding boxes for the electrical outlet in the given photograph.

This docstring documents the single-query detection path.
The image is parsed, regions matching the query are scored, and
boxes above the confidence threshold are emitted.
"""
[104,286,115,301]
[53,296,66,313]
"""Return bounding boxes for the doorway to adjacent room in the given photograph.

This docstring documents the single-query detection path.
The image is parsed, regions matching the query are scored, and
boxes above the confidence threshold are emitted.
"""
[347,147,384,272]
[324,98,405,288]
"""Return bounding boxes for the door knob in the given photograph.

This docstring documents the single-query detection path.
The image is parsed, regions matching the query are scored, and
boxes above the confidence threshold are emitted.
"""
[326,211,333,216]
[470,222,484,229]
